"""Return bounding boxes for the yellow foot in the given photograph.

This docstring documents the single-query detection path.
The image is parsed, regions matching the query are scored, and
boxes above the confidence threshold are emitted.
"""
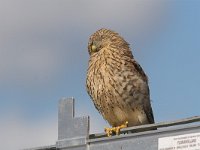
[104,121,128,137]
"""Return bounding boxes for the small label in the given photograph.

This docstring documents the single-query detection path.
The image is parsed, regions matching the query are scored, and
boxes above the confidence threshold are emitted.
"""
[158,132,200,150]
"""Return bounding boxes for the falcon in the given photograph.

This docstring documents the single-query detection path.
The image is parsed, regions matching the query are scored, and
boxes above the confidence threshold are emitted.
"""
[86,28,155,136]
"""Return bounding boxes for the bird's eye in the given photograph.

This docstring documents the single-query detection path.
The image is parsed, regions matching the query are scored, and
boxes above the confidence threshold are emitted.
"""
[91,44,97,52]
[88,41,101,54]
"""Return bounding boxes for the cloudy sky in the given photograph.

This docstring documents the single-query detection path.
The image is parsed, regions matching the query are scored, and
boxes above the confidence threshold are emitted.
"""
[0,0,200,149]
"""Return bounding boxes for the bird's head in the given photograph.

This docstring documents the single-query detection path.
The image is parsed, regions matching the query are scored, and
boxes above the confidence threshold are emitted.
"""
[88,28,129,55]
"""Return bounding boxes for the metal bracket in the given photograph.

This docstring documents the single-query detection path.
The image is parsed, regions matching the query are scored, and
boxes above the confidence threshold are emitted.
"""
[56,98,89,149]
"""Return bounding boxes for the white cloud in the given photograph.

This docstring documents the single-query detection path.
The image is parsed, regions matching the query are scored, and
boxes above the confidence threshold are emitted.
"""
[0,109,107,150]
[0,115,57,150]
[0,0,167,85]
[0,48,62,84]
[0,0,166,30]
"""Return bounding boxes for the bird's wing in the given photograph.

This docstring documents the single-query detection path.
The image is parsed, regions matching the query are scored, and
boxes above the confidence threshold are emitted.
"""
[132,60,148,83]
[133,60,155,124]
[143,97,155,124]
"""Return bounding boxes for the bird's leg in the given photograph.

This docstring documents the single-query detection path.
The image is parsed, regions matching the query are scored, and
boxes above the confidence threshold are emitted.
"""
[115,121,128,135]
[104,121,128,137]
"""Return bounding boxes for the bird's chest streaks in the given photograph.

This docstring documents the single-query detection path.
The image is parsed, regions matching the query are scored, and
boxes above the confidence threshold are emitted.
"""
[86,54,108,114]
[87,50,148,119]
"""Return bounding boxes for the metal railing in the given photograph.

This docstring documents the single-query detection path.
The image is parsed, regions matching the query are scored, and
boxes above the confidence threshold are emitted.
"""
[24,98,200,150]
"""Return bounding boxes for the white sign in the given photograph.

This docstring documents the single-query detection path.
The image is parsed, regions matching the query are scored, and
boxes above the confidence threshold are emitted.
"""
[158,132,200,150]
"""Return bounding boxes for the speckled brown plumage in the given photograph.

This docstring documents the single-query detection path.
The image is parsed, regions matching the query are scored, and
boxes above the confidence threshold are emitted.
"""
[86,28,155,128]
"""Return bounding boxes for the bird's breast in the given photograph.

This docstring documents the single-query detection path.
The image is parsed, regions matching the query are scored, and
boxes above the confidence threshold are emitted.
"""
[87,53,147,102]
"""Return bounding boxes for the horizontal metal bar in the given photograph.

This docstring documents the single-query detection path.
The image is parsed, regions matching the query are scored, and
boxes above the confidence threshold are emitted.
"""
[89,116,200,139]
[23,145,56,150]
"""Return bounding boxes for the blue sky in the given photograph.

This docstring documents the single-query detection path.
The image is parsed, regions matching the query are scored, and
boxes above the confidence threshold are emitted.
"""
[0,1,200,149]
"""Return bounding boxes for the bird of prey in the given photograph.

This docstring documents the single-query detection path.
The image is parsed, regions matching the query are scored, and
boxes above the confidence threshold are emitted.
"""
[86,28,155,136]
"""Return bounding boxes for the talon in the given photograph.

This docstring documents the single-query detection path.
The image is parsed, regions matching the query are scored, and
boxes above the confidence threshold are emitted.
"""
[104,127,113,137]
[104,121,128,136]
[116,121,128,135]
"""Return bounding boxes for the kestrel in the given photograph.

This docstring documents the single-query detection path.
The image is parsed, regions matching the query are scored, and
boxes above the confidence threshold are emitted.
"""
[86,28,155,136]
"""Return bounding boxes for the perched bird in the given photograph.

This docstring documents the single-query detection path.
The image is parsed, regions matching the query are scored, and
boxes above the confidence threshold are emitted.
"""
[86,28,155,136]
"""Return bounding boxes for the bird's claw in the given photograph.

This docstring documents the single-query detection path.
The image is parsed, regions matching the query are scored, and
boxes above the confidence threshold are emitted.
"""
[104,121,128,137]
